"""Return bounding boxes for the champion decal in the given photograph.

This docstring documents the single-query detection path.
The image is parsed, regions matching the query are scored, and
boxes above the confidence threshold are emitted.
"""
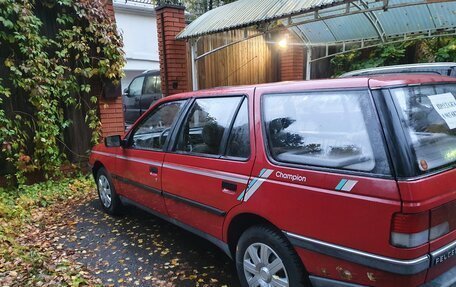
[238,168,274,202]
[335,179,358,192]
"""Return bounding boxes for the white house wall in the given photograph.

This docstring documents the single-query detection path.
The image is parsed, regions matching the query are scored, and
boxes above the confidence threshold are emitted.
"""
[113,1,160,89]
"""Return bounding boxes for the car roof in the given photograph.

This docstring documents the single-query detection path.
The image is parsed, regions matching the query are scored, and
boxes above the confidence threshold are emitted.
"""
[340,62,456,78]
[161,74,456,102]
[140,70,160,76]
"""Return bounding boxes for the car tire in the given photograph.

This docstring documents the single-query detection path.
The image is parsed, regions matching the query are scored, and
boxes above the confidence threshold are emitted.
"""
[236,225,310,287]
[96,168,122,216]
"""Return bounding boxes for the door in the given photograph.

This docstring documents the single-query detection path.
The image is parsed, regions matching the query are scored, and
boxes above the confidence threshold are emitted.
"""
[141,74,162,115]
[123,75,145,124]
[162,94,255,239]
[116,99,187,214]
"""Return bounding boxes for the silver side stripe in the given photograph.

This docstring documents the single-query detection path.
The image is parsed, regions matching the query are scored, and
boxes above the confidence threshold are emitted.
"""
[92,151,249,184]
[91,151,162,167]
[91,151,116,158]
[162,163,249,184]
[116,155,162,167]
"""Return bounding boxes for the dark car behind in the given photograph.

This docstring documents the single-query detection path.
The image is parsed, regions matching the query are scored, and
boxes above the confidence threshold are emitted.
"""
[123,70,162,125]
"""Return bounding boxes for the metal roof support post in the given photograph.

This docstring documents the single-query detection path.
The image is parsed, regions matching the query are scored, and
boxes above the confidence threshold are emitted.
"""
[190,39,199,91]
[305,46,312,80]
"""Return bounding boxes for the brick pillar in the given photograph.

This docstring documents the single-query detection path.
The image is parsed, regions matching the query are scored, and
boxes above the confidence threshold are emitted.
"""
[156,4,188,96]
[98,96,125,137]
[280,33,305,81]
[97,0,124,138]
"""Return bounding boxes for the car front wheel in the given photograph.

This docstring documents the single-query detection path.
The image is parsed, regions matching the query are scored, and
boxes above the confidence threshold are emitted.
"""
[96,168,122,215]
[236,225,309,287]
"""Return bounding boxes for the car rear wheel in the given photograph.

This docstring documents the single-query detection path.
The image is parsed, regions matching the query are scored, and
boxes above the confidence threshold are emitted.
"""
[96,168,122,215]
[236,225,309,287]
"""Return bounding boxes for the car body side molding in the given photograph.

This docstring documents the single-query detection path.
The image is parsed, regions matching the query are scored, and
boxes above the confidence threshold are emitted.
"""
[112,174,226,217]
[111,174,162,195]
[162,191,227,217]
[284,231,430,275]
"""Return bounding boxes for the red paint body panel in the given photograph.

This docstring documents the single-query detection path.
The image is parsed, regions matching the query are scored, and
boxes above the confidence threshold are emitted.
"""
[90,146,121,191]
[116,149,168,215]
[398,169,456,213]
[89,75,456,287]
[162,155,252,238]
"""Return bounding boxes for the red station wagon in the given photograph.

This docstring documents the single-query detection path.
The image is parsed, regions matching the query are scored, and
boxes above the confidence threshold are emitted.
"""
[89,74,456,287]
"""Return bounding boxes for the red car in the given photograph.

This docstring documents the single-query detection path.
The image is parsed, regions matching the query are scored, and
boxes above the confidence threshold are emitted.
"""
[89,74,456,287]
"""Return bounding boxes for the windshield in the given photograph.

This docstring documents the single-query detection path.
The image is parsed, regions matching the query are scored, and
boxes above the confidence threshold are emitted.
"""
[391,84,456,173]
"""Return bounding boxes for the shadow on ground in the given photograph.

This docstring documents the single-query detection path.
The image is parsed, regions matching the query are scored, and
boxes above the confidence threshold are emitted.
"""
[59,198,240,287]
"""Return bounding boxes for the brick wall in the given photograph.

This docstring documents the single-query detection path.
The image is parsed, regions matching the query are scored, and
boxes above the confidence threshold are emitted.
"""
[97,0,125,137]
[98,97,125,137]
[156,4,188,96]
[280,33,305,81]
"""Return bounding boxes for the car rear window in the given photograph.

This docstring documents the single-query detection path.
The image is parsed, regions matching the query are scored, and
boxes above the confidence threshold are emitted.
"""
[390,83,456,173]
[262,90,390,175]
[174,97,243,156]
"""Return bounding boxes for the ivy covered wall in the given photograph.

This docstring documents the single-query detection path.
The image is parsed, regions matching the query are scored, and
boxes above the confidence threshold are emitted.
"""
[0,0,125,186]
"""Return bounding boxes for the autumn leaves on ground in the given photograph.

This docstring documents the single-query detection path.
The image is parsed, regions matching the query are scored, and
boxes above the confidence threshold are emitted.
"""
[0,176,101,286]
[0,176,238,287]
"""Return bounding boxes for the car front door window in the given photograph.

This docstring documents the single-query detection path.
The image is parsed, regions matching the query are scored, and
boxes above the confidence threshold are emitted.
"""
[128,76,144,97]
[131,100,185,150]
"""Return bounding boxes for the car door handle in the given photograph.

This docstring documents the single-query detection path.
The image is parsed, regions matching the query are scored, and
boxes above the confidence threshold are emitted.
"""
[222,181,237,194]
[149,166,159,175]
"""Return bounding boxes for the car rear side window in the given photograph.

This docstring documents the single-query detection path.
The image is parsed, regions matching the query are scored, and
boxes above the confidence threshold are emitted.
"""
[263,91,390,175]
[131,100,185,151]
[144,75,161,94]
[226,99,250,159]
[174,97,243,156]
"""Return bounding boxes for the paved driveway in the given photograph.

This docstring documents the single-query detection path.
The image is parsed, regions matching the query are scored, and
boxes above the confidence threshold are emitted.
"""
[60,199,240,287]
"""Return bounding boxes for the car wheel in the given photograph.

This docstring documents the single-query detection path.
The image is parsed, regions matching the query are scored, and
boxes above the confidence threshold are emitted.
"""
[236,225,309,287]
[96,168,122,215]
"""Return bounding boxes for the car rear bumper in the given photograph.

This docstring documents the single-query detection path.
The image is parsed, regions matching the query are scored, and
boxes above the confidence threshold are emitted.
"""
[421,264,456,287]
[286,231,456,286]
[309,276,367,287]
[284,231,430,275]
[310,266,456,287]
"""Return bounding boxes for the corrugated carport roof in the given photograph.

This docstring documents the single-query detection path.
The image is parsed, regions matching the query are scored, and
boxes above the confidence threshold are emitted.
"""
[177,0,456,45]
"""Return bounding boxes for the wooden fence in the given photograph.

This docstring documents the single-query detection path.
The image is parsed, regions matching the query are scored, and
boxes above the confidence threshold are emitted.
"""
[194,29,280,89]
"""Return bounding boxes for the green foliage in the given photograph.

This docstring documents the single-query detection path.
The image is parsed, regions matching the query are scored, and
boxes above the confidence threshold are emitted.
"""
[184,0,236,17]
[0,175,99,286]
[0,0,125,185]
[330,37,456,77]
[426,37,456,62]
[0,174,94,220]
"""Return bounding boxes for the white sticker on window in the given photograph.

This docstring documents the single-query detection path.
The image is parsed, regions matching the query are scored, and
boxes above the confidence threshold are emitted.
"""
[428,93,456,129]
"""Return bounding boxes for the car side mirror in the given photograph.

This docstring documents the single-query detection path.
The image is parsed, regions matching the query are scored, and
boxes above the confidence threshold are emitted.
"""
[104,135,126,148]
[123,88,130,97]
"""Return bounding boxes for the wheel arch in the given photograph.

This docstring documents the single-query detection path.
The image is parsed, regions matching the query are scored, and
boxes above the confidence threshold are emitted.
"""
[92,160,105,179]
[226,212,282,258]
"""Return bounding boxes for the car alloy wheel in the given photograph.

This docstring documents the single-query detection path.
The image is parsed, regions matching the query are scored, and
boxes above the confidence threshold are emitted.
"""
[98,174,112,208]
[243,242,289,287]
